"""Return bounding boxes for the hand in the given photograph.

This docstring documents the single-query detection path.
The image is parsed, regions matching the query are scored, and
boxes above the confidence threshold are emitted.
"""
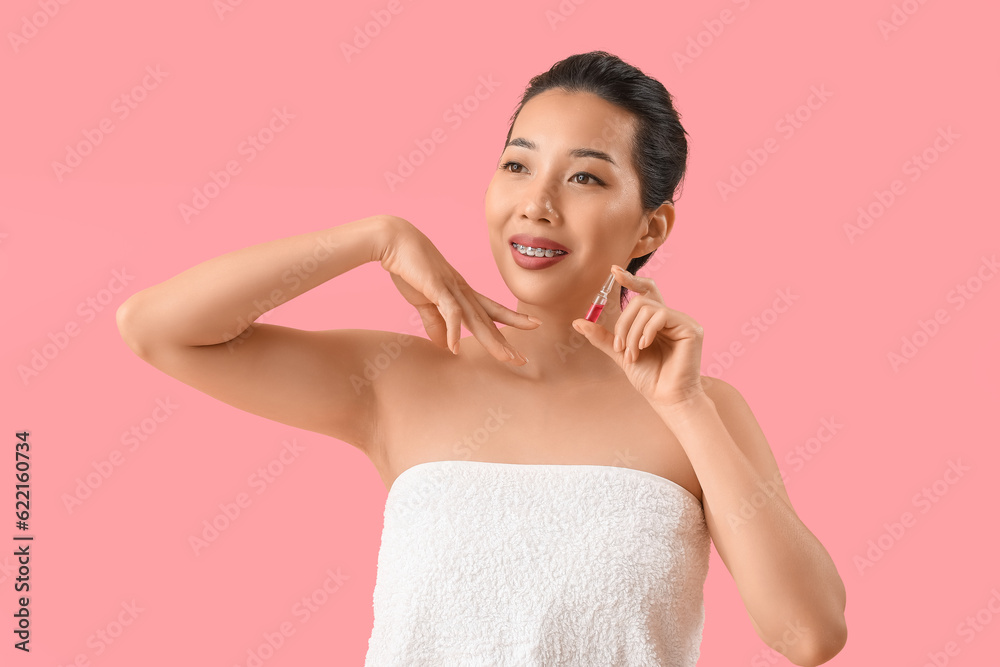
[378,217,538,364]
[571,264,705,408]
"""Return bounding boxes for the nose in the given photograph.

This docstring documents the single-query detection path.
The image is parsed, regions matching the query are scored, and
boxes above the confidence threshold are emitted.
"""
[520,177,561,223]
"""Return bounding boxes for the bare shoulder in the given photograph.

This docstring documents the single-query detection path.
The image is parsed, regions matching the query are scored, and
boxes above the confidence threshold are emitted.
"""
[358,329,449,374]
[344,328,446,399]
[359,327,453,409]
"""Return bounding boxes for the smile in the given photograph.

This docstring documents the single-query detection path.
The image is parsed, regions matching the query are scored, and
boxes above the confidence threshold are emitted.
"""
[511,242,567,258]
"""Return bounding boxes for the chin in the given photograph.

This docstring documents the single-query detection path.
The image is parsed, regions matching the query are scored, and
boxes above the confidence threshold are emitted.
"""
[507,276,578,309]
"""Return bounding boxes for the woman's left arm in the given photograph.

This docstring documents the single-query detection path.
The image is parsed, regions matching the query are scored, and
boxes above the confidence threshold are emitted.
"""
[655,381,847,667]
[572,264,847,667]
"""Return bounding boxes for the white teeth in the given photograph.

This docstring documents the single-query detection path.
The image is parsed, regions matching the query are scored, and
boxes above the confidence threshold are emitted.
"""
[512,243,566,257]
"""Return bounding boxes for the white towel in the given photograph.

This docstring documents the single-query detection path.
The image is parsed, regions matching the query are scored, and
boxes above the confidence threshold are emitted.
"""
[364,460,710,666]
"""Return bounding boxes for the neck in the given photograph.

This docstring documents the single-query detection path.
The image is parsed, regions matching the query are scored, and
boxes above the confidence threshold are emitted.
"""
[500,294,627,384]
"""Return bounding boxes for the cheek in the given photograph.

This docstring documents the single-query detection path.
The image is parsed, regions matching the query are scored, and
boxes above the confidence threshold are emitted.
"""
[483,180,508,218]
[484,185,508,249]
[582,220,638,264]
[483,190,496,218]
[601,191,641,218]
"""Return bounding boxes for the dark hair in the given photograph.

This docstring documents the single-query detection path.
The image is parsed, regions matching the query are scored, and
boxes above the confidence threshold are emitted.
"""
[504,50,689,309]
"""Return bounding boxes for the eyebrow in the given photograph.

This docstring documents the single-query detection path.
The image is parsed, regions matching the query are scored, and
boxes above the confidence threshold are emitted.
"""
[505,137,618,168]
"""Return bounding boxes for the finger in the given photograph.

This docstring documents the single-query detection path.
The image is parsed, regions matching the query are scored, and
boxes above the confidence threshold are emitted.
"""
[639,309,670,350]
[623,304,657,363]
[638,306,701,354]
[454,285,534,363]
[432,287,464,355]
[571,318,620,363]
[472,294,540,364]
[475,293,543,329]
[612,265,663,300]
[415,303,449,351]
[613,294,644,354]
[448,282,523,363]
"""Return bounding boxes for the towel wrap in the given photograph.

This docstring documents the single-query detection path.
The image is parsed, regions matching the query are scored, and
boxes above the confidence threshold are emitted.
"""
[365,459,710,666]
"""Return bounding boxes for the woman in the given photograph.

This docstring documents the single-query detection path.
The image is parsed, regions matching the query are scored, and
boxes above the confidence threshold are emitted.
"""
[117,51,847,666]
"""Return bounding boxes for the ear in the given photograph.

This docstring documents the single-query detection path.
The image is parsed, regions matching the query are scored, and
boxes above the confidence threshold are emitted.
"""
[630,202,675,258]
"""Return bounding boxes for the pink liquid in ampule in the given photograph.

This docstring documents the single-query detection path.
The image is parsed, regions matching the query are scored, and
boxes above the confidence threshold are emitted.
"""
[584,303,605,322]
[584,272,616,323]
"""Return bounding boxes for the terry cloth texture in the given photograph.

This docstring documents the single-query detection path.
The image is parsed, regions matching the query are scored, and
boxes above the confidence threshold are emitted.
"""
[364,459,710,666]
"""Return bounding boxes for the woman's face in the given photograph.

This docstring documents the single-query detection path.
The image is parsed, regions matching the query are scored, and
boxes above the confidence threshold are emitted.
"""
[484,88,663,312]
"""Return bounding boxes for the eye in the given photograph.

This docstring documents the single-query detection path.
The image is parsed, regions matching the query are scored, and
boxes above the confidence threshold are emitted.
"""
[572,172,604,186]
[498,160,525,173]
[499,161,605,186]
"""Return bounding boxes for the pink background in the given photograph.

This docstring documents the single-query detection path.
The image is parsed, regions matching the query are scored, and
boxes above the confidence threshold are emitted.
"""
[3,0,998,665]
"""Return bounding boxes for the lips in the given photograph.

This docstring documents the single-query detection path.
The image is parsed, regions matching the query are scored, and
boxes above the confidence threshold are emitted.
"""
[507,234,571,253]
[508,242,569,269]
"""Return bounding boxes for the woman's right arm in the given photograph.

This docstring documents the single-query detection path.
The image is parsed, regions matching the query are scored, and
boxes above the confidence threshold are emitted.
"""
[115,214,400,461]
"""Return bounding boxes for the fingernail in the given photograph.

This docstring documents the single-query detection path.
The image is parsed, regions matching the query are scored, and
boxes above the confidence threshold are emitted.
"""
[614,335,622,351]
[451,341,460,355]
[503,345,515,360]
[526,315,543,325]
